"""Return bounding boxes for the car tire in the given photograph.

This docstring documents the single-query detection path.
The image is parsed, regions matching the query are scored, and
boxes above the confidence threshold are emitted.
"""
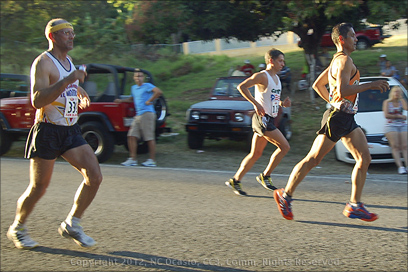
[0,126,12,156]
[81,121,114,163]
[356,38,369,50]
[278,117,292,141]
[187,131,204,149]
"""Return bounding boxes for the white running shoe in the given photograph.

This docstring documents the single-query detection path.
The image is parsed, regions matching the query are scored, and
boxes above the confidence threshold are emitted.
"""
[58,221,96,247]
[7,224,39,249]
[398,167,407,175]
[121,158,138,166]
[141,159,156,167]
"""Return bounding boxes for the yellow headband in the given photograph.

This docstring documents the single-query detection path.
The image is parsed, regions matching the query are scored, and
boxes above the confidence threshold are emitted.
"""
[49,23,73,33]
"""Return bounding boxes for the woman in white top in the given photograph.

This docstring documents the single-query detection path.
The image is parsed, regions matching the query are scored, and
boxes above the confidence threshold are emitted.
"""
[382,86,408,174]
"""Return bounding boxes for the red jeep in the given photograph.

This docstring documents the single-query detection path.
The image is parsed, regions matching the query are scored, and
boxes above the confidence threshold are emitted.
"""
[0,65,170,162]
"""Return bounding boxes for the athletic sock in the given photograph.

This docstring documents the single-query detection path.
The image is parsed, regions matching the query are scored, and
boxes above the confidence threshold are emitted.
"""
[65,214,81,227]
[11,220,24,229]
[282,191,291,199]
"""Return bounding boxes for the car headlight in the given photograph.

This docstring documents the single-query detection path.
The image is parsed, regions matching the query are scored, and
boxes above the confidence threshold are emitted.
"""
[234,112,244,122]
[191,110,200,120]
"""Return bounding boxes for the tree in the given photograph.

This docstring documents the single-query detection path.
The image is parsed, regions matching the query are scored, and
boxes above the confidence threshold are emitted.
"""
[126,0,406,101]
[0,1,129,52]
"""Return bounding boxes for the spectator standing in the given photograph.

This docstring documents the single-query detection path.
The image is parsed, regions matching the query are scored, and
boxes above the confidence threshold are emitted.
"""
[401,67,408,88]
[258,63,266,72]
[382,86,407,174]
[240,60,255,76]
[278,64,292,92]
[115,69,163,167]
[318,47,331,68]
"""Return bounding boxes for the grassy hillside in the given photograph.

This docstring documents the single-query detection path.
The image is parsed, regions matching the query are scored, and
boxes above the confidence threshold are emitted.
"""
[1,35,406,148]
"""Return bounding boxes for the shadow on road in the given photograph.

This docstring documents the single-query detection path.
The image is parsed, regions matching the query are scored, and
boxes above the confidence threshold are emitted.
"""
[295,198,408,211]
[296,220,407,233]
[31,247,251,272]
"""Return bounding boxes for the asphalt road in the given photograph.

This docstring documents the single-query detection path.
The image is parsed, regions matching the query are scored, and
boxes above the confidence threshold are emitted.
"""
[1,158,407,272]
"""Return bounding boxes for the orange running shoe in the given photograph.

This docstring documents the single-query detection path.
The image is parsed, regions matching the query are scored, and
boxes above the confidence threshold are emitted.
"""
[273,188,293,220]
[343,202,378,222]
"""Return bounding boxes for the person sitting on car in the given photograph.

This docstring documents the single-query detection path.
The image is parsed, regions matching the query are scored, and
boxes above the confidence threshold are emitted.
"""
[240,60,255,76]
[381,60,400,80]
[377,54,387,73]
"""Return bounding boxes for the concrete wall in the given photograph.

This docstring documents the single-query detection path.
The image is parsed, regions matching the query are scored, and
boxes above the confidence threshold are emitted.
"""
[182,32,300,56]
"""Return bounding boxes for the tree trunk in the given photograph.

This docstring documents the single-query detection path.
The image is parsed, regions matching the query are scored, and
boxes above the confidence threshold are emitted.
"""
[304,53,317,104]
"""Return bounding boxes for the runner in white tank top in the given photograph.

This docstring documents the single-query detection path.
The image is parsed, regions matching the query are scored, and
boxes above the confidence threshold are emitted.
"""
[7,18,102,251]
[255,70,282,118]
[225,48,291,196]
[33,51,79,126]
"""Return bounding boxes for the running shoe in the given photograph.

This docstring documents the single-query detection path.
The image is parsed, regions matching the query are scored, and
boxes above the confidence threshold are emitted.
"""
[273,188,293,220]
[398,167,407,175]
[342,202,378,222]
[121,158,138,166]
[58,221,96,247]
[256,174,277,191]
[141,159,157,167]
[7,224,39,249]
[225,178,247,196]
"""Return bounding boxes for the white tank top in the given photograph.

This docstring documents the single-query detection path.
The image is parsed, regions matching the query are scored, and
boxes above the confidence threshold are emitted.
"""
[254,70,282,118]
[34,52,79,126]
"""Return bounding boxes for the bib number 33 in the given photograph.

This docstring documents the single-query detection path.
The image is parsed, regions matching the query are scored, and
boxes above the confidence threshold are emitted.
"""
[64,96,78,118]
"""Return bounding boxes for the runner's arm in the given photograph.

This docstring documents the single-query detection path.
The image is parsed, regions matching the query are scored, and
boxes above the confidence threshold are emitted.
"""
[238,72,266,116]
[77,86,90,109]
[335,56,389,97]
[31,56,86,109]
[312,67,330,103]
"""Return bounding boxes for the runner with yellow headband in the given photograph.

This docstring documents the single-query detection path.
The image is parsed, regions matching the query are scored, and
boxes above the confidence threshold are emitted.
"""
[44,19,73,36]
[7,18,102,250]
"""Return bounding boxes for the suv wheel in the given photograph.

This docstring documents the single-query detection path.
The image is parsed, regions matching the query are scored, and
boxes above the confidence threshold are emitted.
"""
[81,121,114,163]
[0,126,12,156]
[187,131,204,149]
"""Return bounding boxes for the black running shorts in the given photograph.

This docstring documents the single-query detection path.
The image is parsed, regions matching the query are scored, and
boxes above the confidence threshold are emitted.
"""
[252,113,277,137]
[25,122,87,160]
[317,107,360,142]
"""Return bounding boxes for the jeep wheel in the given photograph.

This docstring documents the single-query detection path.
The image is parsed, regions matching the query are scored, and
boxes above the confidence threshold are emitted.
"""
[124,140,149,154]
[279,117,292,141]
[81,121,114,163]
[0,126,12,156]
[187,131,204,149]
[154,96,168,128]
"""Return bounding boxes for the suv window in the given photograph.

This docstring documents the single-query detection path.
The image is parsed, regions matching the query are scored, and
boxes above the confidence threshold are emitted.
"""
[213,78,254,97]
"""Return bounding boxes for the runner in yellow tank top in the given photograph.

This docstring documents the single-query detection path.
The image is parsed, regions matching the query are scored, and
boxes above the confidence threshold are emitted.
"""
[273,23,389,222]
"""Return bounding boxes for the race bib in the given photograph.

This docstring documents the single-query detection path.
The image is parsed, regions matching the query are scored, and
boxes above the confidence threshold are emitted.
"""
[271,100,279,118]
[64,96,78,118]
